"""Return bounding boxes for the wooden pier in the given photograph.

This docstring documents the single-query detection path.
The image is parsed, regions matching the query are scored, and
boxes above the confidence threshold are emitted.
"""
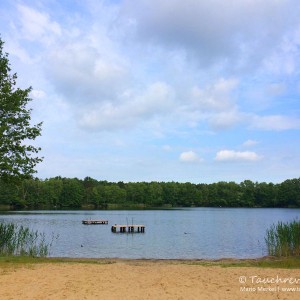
[111,224,145,233]
[82,220,108,225]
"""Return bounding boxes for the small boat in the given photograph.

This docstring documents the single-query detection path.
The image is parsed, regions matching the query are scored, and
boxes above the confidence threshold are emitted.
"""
[82,220,108,225]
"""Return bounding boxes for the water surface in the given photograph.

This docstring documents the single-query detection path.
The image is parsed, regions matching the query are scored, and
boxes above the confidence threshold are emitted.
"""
[0,208,299,259]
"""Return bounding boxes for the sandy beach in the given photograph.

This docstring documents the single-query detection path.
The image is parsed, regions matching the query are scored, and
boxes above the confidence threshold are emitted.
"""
[0,259,299,300]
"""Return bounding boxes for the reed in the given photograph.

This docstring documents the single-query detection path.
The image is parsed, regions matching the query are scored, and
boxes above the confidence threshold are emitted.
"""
[265,219,300,257]
[0,223,54,257]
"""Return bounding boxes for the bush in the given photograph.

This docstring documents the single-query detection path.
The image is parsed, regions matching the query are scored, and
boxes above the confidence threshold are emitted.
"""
[265,219,300,257]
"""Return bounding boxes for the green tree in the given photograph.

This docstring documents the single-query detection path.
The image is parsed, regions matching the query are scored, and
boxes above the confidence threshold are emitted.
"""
[207,183,218,206]
[0,38,42,181]
[41,177,63,208]
[177,183,199,206]
[0,178,19,206]
[145,182,163,206]
[255,182,277,207]
[162,182,180,206]
[59,178,84,208]
[197,183,209,206]
[239,180,255,207]
[83,176,99,205]
[277,178,300,207]
[103,185,126,205]
[126,182,146,204]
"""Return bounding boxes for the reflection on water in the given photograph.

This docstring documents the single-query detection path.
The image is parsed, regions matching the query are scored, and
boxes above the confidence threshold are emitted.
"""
[0,208,299,259]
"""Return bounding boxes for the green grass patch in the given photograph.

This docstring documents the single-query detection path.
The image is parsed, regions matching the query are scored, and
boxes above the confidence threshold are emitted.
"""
[0,256,116,267]
[0,256,299,269]
[0,222,56,257]
[184,256,300,269]
[265,219,300,257]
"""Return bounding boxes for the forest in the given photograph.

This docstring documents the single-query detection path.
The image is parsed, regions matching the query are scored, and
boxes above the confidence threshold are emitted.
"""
[0,177,299,210]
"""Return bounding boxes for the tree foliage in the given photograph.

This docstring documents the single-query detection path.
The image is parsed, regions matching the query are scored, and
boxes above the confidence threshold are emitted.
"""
[0,176,299,209]
[0,38,42,181]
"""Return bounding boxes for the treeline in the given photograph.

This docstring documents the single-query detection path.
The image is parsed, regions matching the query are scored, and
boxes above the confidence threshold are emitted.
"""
[0,177,299,209]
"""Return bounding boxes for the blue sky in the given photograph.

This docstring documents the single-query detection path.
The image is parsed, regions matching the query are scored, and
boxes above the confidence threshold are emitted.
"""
[1,0,300,183]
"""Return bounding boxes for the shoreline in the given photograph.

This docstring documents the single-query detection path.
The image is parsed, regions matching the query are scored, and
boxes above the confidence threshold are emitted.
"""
[2,255,300,265]
[31,255,300,264]
[1,256,299,299]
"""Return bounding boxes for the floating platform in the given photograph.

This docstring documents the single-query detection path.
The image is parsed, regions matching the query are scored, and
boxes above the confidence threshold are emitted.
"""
[111,224,145,233]
[82,220,108,225]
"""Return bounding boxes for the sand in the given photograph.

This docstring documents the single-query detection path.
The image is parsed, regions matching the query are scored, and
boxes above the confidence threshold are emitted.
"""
[0,259,299,300]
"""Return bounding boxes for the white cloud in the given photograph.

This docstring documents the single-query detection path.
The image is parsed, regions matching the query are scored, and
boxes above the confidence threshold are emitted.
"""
[263,26,300,75]
[31,89,46,100]
[215,150,261,162]
[179,151,203,163]
[242,140,259,147]
[47,40,128,104]
[191,78,238,112]
[208,109,243,131]
[78,82,175,130]
[17,4,61,42]
[183,78,243,130]
[123,0,298,69]
[250,115,300,131]
[4,40,33,64]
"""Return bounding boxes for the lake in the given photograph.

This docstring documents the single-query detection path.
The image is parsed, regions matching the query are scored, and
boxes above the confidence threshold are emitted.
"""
[0,208,299,259]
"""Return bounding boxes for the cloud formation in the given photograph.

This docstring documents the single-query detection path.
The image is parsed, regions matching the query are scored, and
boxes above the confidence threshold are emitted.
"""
[215,150,261,162]
[180,151,203,163]
[123,0,298,69]
[250,115,300,131]
[78,82,175,130]
[8,1,300,134]
[242,140,258,147]
[1,0,299,183]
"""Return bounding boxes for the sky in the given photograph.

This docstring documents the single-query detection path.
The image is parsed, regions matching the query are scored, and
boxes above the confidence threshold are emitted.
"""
[0,0,300,184]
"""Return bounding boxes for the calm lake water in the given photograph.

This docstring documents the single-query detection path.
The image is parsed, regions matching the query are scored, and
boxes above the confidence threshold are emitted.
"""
[0,208,299,259]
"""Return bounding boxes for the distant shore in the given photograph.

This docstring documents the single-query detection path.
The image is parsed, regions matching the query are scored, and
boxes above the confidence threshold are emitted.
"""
[0,257,299,299]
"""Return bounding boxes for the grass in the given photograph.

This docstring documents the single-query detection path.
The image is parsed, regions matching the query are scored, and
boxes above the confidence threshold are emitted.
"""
[0,256,116,266]
[213,256,300,269]
[0,222,56,257]
[174,256,300,269]
[0,256,299,269]
[265,219,300,257]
